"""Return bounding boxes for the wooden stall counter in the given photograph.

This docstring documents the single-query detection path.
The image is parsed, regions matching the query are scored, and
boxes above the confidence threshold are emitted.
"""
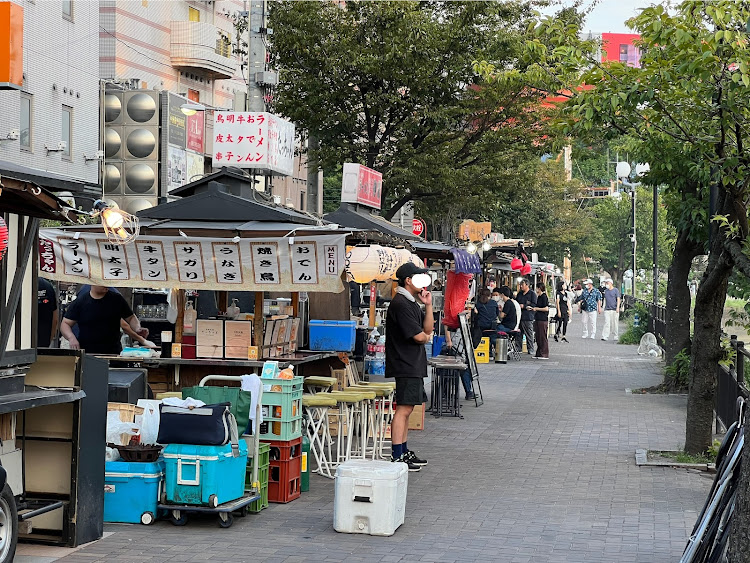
[96,351,342,391]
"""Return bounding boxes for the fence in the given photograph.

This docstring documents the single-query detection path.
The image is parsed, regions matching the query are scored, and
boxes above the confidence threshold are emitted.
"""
[716,336,749,431]
[622,295,667,344]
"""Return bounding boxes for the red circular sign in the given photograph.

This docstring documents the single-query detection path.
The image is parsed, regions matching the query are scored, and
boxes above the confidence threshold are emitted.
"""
[412,218,425,237]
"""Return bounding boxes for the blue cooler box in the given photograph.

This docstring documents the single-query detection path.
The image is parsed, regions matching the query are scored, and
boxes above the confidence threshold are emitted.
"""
[309,320,356,351]
[163,441,247,506]
[104,459,165,525]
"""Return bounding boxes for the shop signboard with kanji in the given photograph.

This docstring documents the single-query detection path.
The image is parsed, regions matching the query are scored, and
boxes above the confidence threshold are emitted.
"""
[340,163,382,209]
[38,229,347,293]
[212,112,295,176]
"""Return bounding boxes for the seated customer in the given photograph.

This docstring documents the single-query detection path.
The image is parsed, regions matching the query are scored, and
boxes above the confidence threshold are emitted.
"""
[497,286,518,332]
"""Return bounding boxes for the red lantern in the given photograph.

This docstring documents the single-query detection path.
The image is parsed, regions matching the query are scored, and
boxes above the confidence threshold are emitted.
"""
[510,257,522,270]
[0,218,8,262]
[521,263,532,276]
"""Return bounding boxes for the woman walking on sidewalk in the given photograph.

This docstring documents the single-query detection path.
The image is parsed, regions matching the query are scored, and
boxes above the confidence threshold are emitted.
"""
[530,282,550,359]
[554,280,570,343]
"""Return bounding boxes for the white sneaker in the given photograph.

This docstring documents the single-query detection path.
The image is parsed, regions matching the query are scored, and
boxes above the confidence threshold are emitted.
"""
[582,335,588,339]
[590,336,596,339]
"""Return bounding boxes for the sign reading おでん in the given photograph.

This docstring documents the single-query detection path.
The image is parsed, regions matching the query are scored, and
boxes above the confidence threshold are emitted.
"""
[212,112,295,176]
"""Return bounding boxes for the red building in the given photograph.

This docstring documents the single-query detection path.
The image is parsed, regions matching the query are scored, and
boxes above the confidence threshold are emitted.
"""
[599,32,641,67]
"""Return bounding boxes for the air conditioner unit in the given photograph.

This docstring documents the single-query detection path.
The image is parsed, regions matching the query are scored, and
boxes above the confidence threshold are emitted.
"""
[255,71,278,86]
[272,195,281,205]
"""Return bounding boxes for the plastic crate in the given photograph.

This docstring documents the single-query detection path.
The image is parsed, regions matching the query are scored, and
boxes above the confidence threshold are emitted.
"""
[268,457,301,503]
[261,389,302,422]
[258,418,302,441]
[245,449,270,512]
[246,441,270,470]
[249,482,269,513]
[309,320,356,352]
[261,375,304,394]
[263,437,302,462]
[474,349,490,364]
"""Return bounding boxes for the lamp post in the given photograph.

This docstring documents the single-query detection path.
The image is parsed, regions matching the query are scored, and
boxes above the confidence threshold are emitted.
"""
[616,162,652,301]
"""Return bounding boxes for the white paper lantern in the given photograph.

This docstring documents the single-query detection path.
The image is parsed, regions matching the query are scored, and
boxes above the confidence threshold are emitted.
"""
[346,245,401,283]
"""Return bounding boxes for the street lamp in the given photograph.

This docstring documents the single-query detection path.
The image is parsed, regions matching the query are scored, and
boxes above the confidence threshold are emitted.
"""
[616,162,652,301]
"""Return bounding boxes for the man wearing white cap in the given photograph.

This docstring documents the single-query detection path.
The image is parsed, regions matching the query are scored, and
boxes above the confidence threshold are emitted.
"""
[601,278,621,341]
[575,279,602,339]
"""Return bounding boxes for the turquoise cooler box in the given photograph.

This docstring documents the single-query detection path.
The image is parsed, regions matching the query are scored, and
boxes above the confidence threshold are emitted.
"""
[163,441,248,506]
[104,459,165,525]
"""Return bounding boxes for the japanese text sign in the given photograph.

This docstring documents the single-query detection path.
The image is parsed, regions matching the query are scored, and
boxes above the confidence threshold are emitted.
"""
[213,112,295,176]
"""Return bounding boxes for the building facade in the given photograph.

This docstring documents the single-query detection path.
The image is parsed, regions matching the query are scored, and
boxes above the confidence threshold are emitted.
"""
[0,0,100,195]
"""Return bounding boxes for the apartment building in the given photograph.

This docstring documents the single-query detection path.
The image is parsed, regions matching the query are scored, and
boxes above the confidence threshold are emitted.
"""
[0,0,100,196]
[99,0,321,214]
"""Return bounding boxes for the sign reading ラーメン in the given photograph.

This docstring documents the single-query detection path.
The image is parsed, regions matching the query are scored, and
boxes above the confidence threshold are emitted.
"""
[38,229,346,293]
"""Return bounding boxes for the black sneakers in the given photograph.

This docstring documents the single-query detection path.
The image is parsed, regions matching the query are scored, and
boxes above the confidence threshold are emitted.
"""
[404,450,428,466]
[391,453,421,472]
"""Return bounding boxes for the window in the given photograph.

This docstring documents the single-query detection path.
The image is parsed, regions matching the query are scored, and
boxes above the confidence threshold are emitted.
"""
[62,106,72,159]
[62,0,72,20]
[188,7,200,22]
[20,94,32,150]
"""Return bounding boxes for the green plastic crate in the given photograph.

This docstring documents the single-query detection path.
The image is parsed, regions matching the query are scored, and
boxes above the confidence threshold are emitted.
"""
[246,460,269,513]
[260,375,304,394]
[258,417,302,441]
[247,442,270,470]
[261,388,303,423]
[249,483,268,513]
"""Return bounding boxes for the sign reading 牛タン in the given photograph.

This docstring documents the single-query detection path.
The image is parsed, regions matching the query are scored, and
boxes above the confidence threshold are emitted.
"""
[212,112,295,176]
[341,163,382,210]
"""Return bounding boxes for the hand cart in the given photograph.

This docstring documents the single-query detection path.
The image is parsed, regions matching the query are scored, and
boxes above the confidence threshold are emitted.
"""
[160,374,263,528]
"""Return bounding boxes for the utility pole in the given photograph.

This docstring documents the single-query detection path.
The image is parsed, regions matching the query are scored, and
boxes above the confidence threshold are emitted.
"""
[245,0,267,112]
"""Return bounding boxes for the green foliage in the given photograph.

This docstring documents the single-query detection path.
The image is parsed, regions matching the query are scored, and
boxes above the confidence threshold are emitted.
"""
[322,166,343,214]
[267,0,561,221]
[618,303,650,345]
[665,348,691,389]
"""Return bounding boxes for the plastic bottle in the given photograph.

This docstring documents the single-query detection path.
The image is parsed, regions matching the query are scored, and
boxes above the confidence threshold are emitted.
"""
[183,301,197,335]
[375,336,385,358]
[362,311,369,326]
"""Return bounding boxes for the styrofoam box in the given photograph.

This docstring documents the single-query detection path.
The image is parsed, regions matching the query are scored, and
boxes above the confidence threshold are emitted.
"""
[334,460,408,536]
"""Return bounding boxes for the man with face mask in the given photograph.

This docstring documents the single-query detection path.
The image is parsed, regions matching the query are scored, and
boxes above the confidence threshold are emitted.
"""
[386,263,434,472]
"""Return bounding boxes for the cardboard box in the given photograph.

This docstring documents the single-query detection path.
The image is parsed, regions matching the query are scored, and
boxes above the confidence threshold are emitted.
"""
[224,321,253,359]
[330,368,348,391]
[383,402,426,437]
[196,319,224,358]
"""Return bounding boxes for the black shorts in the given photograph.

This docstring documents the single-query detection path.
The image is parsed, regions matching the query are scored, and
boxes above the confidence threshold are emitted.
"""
[394,377,427,406]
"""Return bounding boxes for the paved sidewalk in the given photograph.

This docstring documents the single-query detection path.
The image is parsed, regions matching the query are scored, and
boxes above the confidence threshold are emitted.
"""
[52,319,710,563]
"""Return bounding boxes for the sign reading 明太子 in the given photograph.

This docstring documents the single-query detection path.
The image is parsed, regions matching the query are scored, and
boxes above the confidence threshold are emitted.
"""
[38,229,346,293]
[341,163,382,210]
[212,112,295,176]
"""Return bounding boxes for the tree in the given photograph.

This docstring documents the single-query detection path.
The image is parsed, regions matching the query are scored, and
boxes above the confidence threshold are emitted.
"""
[502,1,750,458]
[267,0,557,220]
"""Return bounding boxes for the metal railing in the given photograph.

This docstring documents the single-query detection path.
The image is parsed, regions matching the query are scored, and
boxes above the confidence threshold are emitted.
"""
[716,336,749,431]
[622,295,667,343]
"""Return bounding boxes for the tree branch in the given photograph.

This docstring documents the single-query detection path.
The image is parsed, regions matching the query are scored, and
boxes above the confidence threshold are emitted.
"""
[724,238,750,280]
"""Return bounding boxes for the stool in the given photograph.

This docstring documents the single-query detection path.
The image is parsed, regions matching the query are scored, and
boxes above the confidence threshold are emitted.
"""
[304,376,337,394]
[303,393,337,479]
[328,390,375,464]
[348,384,391,460]
[508,330,522,361]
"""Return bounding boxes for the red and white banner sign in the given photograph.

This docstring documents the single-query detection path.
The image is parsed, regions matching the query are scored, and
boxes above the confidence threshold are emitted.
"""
[341,163,382,210]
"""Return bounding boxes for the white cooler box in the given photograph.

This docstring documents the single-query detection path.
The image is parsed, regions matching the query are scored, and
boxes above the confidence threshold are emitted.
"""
[334,460,408,536]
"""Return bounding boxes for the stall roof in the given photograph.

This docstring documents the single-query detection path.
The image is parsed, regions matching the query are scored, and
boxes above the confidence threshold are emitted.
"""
[410,240,455,260]
[0,175,87,221]
[324,204,418,241]
[0,160,100,196]
[138,181,318,225]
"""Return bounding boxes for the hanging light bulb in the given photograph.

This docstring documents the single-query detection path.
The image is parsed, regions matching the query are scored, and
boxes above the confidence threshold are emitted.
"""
[482,239,491,252]
[93,200,139,245]
[466,241,477,254]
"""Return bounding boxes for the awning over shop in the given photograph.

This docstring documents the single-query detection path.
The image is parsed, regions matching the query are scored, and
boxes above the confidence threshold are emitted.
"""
[0,160,99,197]
[410,240,454,261]
[324,203,418,242]
[450,248,481,274]
[0,174,87,221]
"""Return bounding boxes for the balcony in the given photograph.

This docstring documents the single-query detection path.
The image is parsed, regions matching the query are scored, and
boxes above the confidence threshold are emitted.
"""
[170,21,237,80]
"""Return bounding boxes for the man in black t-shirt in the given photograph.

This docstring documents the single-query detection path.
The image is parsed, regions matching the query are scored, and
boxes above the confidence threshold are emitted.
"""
[60,285,148,355]
[37,278,58,347]
[515,279,537,355]
[497,286,518,332]
[385,262,434,472]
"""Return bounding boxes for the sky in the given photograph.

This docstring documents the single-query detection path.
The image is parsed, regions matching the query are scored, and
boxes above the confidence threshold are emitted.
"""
[546,0,660,34]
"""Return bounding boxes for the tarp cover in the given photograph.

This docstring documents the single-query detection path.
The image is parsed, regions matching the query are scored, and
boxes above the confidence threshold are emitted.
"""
[38,229,347,293]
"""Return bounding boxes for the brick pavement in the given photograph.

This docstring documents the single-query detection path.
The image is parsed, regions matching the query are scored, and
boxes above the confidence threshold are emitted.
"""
[56,318,711,563]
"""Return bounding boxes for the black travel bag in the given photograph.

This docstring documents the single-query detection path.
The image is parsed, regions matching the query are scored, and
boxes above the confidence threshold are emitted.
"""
[157,402,237,447]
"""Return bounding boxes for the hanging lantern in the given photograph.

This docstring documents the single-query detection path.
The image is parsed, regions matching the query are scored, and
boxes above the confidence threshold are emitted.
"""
[521,263,532,276]
[346,245,401,283]
[0,218,8,262]
[510,257,522,270]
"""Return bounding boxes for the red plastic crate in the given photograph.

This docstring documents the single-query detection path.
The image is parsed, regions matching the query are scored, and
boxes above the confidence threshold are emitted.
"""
[262,437,302,462]
[268,457,301,503]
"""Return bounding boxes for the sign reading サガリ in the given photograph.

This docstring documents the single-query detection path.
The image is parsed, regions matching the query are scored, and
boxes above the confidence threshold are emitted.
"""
[38,229,346,293]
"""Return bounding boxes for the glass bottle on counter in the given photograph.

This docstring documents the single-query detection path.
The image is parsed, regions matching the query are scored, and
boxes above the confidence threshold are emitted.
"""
[183,301,197,335]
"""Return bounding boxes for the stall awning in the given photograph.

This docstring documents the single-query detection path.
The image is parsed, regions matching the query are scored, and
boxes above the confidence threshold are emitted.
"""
[0,160,99,196]
[0,175,87,221]
[324,204,418,242]
[38,228,347,293]
[450,248,481,274]
[409,240,454,261]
